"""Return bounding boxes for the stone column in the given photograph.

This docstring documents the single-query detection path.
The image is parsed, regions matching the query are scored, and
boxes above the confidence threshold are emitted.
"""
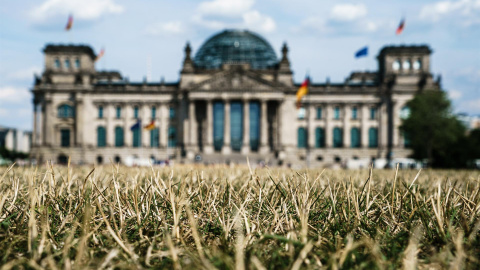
[241,99,250,154]
[392,101,400,148]
[379,102,388,156]
[222,100,231,154]
[124,105,132,147]
[259,100,269,154]
[38,103,44,146]
[361,104,368,147]
[325,105,333,147]
[160,103,168,148]
[204,100,214,154]
[308,103,315,148]
[106,105,114,147]
[32,103,38,146]
[44,99,54,146]
[343,105,350,148]
[189,101,197,148]
[75,98,84,147]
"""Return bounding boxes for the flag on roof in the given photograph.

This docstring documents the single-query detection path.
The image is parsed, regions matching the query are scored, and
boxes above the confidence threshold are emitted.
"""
[296,75,310,108]
[65,14,73,31]
[144,120,155,130]
[130,120,141,131]
[396,18,405,35]
[355,46,368,58]
[95,48,105,62]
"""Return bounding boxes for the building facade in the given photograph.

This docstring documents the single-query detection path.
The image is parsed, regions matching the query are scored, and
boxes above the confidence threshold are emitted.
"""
[0,126,32,154]
[31,29,441,166]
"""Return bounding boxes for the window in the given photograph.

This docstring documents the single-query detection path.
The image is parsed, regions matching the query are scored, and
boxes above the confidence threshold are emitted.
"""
[168,126,177,147]
[352,107,358,120]
[60,129,70,147]
[98,106,104,119]
[316,107,322,119]
[230,101,243,152]
[368,127,378,148]
[403,59,411,70]
[403,131,411,147]
[64,59,70,69]
[169,107,176,119]
[58,104,74,118]
[249,101,260,151]
[115,126,124,147]
[400,106,410,120]
[370,108,377,119]
[213,102,224,151]
[333,127,343,148]
[54,58,61,69]
[134,106,139,119]
[151,106,156,118]
[413,59,422,70]
[297,127,307,148]
[315,127,325,148]
[114,156,121,163]
[132,128,141,147]
[97,126,106,147]
[116,106,122,118]
[297,107,306,119]
[150,128,159,148]
[74,58,80,68]
[334,106,340,120]
[96,156,103,164]
[351,128,361,148]
[392,60,401,71]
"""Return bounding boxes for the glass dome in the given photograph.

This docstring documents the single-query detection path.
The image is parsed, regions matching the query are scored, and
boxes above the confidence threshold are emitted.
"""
[194,29,278,70]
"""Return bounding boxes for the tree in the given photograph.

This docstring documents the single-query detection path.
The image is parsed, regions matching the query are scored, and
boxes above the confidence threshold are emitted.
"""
[401,90,468,168]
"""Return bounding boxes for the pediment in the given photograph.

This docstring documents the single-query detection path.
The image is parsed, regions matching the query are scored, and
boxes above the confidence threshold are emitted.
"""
[188,70,287,92]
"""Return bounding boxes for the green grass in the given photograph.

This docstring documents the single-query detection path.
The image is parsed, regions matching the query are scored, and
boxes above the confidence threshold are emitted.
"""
[0,164,479,269]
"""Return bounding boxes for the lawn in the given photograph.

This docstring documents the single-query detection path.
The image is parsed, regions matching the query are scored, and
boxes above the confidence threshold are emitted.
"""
[0,164,479,269]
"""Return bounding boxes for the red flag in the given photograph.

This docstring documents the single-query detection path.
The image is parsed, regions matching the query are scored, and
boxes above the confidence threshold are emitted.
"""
[396,18,405,35]
[65,14,73,31]
[95,48,105,62]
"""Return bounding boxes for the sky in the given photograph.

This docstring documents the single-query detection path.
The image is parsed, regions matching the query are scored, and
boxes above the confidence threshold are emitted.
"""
[0,0,479,130]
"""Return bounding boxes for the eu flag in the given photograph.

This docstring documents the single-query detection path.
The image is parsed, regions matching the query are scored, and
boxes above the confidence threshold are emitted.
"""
[355,46,368,58]
[130,120,141,131]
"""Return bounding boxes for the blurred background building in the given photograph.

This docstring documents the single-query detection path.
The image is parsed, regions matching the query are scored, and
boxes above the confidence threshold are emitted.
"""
[30,29,441,166]
[0,126,32,153]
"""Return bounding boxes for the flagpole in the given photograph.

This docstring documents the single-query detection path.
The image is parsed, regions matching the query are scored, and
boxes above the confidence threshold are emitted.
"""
[306,91,310,168]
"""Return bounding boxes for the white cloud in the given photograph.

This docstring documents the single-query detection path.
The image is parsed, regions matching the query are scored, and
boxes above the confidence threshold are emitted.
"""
[191,0,276,33]
[198,0,255,17]
[0,86,30,103]
[243,11,276,32]
[30,0,124,24]
[145,21,185,36]
[420,0,480,25]
[448,89,463,99]
[6,66,42,81]
[330,4,367,22]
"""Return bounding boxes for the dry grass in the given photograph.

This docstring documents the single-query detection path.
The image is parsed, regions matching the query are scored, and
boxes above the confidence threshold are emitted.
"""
[0,163,479,269]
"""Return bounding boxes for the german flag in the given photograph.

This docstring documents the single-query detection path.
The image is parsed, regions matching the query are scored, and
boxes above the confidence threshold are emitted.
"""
[144,120,155,130]
[296,76,310,108]
[65,14,73,31]
[396,18,405,35]
[95,48,105,62]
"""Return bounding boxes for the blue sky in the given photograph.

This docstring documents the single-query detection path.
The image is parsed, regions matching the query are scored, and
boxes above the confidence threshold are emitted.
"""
[1,0,479,130]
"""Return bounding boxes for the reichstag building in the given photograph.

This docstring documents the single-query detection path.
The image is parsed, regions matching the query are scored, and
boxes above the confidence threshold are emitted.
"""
[31,29,441,166]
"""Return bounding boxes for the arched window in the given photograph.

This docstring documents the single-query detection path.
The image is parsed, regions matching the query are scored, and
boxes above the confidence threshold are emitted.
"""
[54,58,61,69]
[392,59,401,71]
[58,104,74,118]
[132,127,141,147]
[168,126,177,147]
[97,126,106,147]
[351,127,360,148]
[333,127,343,148]
[116,106,122,118]
[96,156,103,164]
[151,106,156,118]
[413,59,422,70]
[403,59,411,70]
[115,126,124,147]
[133,106,139,119]
[400,106,410,120]
[316,107,323,119]
[315,127,325,148]
[334,106,341,120]
[351,107,358,119]
[368,127,378,148]
[249,101,260,151]
[58,154,68,164]
[74,58,80,68]
[64,59,70,69]
[98,106,104,118]
[297,127,307,148]
[150,128,159,148]
[114,156,121,163]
